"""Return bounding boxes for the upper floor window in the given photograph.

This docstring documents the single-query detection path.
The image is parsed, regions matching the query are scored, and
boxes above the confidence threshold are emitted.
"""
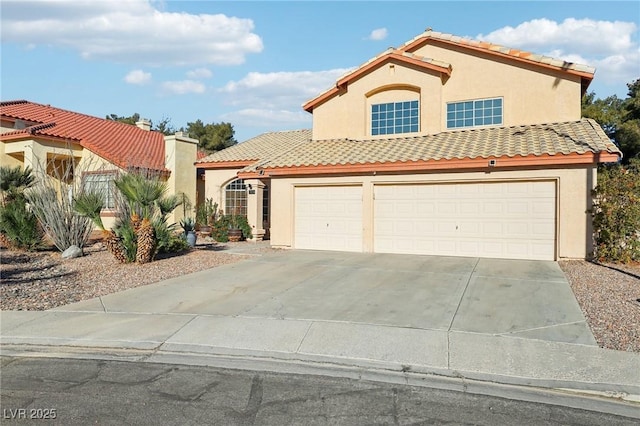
[446,97,503,129]
[371,100,419,136]
[225,179,247,216]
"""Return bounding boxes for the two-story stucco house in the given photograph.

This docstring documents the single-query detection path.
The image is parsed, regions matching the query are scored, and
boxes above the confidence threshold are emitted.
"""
[197,30,621,261]
[0,100,199,227]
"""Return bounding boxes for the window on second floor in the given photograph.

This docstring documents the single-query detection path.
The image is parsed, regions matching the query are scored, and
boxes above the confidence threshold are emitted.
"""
[446,97,503,129]
[371,100,419,136]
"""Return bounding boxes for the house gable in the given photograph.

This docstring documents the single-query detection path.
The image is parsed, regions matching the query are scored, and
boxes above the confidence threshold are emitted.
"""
[307,31,594,141]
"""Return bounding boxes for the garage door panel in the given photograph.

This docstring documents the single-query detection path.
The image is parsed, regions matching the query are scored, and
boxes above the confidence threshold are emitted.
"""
[295,186,363,252]
[374,181,556,260]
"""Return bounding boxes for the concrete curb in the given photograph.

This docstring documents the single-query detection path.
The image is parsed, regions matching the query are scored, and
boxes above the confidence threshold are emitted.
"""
[1,343,638,420]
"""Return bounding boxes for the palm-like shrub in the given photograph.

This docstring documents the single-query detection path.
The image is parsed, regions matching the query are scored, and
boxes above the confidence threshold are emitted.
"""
[75,171,187,263]
[0,199,43,250]
[0,166,44,250]
[0,166,35,203]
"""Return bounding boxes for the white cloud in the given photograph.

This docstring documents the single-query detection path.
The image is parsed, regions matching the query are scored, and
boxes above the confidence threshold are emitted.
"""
[477,18,636,55]
[367,28,388,41]
[124,69,151,85]
[161,80,206,95]
[220,109,311,128]
[186,68,213,79]
[218,68,351,131]
[0,0,263,66]
[477,18,639,89]
[220,68,352,109]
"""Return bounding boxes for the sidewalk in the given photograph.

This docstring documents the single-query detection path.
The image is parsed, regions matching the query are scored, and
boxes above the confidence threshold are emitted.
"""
[2,249,639,418]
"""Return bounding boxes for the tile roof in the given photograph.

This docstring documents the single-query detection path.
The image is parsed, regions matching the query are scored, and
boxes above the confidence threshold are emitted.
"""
[196,129,311,165]
[0,100,167,172]
[242,119,620,174]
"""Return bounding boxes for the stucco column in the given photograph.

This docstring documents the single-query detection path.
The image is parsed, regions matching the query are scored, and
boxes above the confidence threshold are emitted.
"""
[245,178,265,241]
[164,132,198,224]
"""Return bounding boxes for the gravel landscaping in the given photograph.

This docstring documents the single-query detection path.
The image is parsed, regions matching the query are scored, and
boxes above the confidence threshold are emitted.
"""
[559,260,640,352]
[1,241,638,352]
[0,238,260,311]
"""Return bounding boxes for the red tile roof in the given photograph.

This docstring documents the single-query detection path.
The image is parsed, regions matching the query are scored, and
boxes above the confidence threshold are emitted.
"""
[0,100,167,172]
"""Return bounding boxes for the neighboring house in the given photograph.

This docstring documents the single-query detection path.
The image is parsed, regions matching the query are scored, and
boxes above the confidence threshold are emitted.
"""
[199,30,621,261]
[0,100,198,228]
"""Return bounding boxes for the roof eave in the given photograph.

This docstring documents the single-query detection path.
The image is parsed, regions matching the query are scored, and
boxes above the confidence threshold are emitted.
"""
[196,160,256,169]
[303,53,451,113]
[402,37,595,81]
[247,152,619,177]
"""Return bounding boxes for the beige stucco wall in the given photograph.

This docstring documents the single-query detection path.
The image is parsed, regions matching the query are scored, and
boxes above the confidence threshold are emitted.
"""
[1,138,124,230]
[203,168,243,212]
[311,47,583,140]
[269,166,597,260]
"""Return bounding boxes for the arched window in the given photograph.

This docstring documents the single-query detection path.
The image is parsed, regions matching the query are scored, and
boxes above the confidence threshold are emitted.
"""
[225,179,247,216]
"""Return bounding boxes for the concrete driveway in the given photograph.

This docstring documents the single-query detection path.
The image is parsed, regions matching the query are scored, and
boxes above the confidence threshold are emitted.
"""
[57,250,596,345]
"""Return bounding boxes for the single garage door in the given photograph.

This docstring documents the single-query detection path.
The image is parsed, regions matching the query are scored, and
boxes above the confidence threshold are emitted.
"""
[374,181,556,260]
[295,186,363,252]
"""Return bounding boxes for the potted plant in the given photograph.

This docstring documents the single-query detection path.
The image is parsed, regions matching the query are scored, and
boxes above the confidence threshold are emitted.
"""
[195,199,216,234]
[180,217,197,247]
[227,214,252,242]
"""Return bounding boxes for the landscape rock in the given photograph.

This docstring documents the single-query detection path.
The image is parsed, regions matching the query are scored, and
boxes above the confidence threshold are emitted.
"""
[62,245,83,259]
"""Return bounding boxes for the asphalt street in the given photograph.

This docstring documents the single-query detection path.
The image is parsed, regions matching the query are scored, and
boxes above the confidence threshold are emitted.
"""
[1,356,636,425]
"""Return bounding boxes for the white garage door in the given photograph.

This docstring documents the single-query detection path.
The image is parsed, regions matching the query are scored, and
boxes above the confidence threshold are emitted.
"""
[295,186,363,252]
[374,181,556,260]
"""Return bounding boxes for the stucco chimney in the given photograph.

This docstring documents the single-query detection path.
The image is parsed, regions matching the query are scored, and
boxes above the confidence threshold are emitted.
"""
[135,119,151,131]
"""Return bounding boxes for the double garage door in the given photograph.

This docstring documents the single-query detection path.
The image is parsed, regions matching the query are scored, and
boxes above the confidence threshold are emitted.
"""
[294,181,556,260]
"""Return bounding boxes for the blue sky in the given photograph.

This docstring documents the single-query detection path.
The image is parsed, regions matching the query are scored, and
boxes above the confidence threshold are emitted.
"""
[2,1,639,142]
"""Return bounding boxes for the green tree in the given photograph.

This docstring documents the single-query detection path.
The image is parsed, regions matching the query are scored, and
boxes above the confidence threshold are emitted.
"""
[154,116,175,136]
[106,113,140,125]
[106,113,176,135]
[186,120,237,153]
[582,79,640,163]
[616,79,640,162]
[591,159,640,263]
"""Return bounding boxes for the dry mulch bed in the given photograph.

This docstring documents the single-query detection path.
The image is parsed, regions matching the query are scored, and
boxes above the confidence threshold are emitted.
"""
[0,238,254,311]
[559,260,640,352]
[1,240,638,352]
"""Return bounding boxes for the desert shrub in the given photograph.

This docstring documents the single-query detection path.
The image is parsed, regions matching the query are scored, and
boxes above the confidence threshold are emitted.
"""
[154,218,188,254]
[0,199,43,250]
[591,159,640,262]
[158,232,190,254]
[27,184,95,252]
[209,211,252,242]
[0,166,44,250]
[196,198,218,226]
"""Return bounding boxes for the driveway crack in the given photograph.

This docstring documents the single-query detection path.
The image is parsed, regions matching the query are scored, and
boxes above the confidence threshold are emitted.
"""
[446,258,479,368]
